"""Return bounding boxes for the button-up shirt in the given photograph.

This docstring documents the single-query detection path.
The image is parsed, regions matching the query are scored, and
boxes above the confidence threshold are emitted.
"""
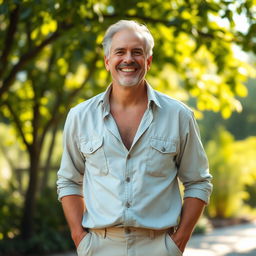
[57,83,212,230]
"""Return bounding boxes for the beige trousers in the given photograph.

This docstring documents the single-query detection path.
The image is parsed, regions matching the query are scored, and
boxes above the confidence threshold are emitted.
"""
[76,227,183,256]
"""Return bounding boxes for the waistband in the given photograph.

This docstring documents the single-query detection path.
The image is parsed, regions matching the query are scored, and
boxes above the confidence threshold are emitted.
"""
[89,227,175,239]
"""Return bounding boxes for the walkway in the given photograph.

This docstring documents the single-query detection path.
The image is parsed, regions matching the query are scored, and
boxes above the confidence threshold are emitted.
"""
[184,220,256,256]
[52,221,256,256]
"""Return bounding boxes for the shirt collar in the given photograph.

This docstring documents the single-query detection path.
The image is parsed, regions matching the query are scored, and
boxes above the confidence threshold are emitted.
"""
[97,84,112,118]
[145,81,161,108]
[98,81,162,117]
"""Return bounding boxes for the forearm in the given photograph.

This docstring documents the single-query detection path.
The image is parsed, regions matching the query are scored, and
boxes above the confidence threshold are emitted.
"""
[171,197,206,252]
[61,195,87,247]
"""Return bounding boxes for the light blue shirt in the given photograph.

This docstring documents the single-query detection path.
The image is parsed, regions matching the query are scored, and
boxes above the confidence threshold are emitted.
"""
[57,83,212,229]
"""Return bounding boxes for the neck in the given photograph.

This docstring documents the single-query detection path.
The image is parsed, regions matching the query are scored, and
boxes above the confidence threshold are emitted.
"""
[110,81,148,108]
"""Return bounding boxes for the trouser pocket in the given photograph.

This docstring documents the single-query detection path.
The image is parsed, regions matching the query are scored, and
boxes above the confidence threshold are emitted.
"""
[165,233,183,256]
[77,233,92,256]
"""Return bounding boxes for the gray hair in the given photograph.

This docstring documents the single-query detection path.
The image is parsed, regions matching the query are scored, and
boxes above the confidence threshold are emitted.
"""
[102,20,154,58]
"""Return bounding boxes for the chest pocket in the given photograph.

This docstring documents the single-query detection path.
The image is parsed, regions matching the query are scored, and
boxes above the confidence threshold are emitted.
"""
[80,137,109,176]
[146,138,177,177]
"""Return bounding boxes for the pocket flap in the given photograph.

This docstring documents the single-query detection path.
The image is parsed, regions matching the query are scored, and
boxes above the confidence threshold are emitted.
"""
[150,138,176,153]
[81,138,103,154]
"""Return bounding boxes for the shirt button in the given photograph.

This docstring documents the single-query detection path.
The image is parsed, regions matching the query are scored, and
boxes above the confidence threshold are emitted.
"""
[89,147,93,152]
[161,147,166,152]
[126,177,130,183]
[126,202,131,208]
[125,228,131,234]
[127,154,131,159]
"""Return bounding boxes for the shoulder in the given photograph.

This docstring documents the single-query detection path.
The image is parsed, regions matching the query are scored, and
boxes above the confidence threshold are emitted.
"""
[69,92,104,117]
[154,89,193,117]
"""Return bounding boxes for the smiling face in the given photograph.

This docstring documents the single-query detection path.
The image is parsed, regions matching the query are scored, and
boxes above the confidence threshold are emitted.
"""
[104,28,152,88]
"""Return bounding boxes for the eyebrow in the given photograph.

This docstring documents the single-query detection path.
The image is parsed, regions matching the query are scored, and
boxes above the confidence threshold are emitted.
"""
[132,48,144,52]
[113,48,125,52]
[113,47,144,52]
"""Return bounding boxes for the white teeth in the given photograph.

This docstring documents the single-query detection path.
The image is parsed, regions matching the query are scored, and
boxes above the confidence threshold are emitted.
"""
[121,68,135,72]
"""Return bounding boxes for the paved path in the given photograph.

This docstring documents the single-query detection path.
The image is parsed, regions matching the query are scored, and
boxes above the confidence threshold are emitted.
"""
[184,220,256,256]
[52,221,256,256]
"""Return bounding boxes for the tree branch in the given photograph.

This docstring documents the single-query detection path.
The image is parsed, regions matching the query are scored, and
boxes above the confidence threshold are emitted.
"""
[0,31,60,99]
[67,54,99,103]
[0,23,74,99]
[0,4,20,78]
[38,94,62,150]
[39,51,99,149]
[4,100,31,151]
[101,13,239,43]
[25,20,33,51]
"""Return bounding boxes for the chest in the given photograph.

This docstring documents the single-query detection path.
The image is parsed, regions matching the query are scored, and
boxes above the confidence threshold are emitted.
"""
[111,107,146,150]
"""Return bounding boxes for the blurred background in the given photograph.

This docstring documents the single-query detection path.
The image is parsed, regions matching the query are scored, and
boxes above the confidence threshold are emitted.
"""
[0,0,255,255]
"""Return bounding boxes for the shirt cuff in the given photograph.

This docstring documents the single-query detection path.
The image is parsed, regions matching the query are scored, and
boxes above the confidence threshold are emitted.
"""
[57,186,83,201]
[184,188,211,204]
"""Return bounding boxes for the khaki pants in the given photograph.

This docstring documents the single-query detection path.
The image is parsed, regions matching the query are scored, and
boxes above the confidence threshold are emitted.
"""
[76,227,183,256]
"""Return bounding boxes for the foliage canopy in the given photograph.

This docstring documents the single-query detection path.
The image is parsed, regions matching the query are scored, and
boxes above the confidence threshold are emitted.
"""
[0,0,255,245]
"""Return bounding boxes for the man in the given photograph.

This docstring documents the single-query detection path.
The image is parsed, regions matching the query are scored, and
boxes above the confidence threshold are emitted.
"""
[57,20,212,256]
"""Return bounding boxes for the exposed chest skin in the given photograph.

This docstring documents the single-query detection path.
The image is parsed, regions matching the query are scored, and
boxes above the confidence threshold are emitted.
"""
[111,104,147,150]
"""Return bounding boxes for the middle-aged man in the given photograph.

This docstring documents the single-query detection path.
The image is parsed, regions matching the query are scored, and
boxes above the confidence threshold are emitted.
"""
[57,20,212,256]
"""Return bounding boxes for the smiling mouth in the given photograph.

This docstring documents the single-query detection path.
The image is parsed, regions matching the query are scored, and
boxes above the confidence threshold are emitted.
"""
[117,62,139,73]
[119,68,137,72]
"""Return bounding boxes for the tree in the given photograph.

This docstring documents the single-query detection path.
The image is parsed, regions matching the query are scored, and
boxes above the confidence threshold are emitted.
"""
[199,78,256,142]
[0,0,255,240]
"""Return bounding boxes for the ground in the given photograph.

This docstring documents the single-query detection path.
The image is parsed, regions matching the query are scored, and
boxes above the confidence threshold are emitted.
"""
[51,220,256,256]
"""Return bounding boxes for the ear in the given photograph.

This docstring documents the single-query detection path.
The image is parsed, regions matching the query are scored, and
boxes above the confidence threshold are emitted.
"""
[104,56,110,71]
[147,56,153,71]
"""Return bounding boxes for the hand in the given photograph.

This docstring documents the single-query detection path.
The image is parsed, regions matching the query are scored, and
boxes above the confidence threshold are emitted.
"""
[72,230,88,248]
[169,232,188,253]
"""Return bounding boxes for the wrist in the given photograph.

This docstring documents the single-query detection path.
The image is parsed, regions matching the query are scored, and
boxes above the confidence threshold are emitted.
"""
[71,226,86,240]
[170,230,191,253]
[71,227,88,248]
[173,229,191,240]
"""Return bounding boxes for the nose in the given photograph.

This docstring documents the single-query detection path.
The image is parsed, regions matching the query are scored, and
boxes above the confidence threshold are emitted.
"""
[123,52,134,63]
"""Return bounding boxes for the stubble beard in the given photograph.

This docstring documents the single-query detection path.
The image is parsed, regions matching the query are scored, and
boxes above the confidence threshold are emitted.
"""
[115,62,143,87]
[118,76,141,87]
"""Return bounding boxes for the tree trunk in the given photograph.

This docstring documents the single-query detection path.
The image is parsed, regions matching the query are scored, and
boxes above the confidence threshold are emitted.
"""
[20,148,40,239]
[40,124,58,192]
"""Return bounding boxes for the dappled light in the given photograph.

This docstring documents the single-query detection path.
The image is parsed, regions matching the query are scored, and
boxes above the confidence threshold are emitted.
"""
[0,0,256,255]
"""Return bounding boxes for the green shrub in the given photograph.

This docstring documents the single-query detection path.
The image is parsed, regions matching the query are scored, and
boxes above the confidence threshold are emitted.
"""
[206,127,256,218]
[0,185,22,241]
[0,187,74,255]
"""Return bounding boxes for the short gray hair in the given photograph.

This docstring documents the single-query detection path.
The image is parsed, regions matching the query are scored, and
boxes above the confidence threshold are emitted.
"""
[102,20,154,58]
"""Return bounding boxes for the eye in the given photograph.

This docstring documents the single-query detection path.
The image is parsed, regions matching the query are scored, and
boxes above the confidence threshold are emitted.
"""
[133,50,143,56]
[115,51,124,56]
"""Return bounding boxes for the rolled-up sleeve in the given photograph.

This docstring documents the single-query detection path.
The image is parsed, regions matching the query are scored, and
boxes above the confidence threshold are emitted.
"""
[56,109,85,201]
[177,111,213,204]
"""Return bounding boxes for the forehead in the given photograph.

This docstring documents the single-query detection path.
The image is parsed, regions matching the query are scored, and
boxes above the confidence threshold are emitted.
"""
[110,29,146,52]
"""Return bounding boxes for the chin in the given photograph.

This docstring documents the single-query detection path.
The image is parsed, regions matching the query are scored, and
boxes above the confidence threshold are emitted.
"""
[118,78,141,87]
